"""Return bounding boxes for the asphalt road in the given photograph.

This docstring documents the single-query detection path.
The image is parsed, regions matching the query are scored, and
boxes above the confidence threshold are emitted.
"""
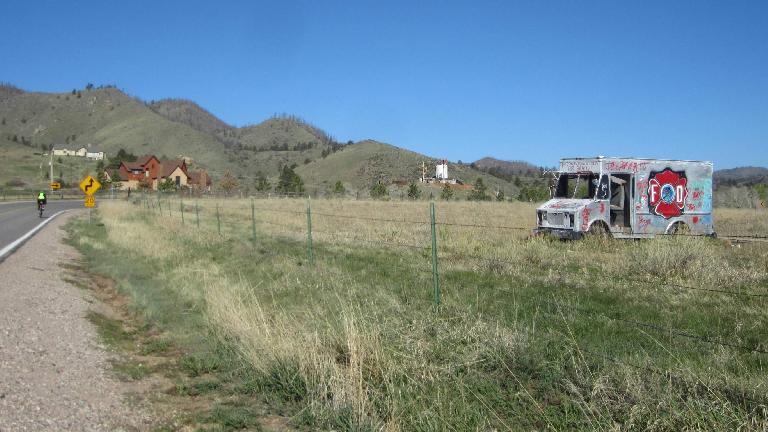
[0,200,84,254]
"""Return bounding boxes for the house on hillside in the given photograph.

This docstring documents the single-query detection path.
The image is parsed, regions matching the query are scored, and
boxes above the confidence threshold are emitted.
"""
[113,155,193,190]
[52,145,105,160]
[188,170,213,192]
[86,149,105,160]
[118,155,162,189]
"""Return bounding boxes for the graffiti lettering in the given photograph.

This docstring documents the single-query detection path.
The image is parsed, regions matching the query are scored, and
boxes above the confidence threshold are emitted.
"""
[560,160,600,172]
[581,208,591,231]
[637,216,652,230]
[606,160,650,173]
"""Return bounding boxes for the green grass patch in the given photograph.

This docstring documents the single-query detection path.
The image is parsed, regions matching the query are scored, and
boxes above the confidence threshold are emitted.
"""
[199,403,264,431]
[86,311,135,351]
[140,338,172,355]
[112,359,151,381]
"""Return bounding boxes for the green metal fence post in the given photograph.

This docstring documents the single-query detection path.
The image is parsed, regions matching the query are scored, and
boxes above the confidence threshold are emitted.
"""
[216,203,221,236]
[251,199,256,242]
[195,201,200,229]
[307,199,314,266]
[430,201,441,308]
[180,198,185,225]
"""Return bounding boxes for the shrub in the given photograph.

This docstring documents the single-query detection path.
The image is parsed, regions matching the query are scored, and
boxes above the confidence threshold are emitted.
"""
[370,182,389,200]
[407,182,421,200]
[440,183,454,200]
[467,178,491,201]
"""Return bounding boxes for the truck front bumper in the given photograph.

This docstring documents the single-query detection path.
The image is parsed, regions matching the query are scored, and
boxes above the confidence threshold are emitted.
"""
[533,227,583,240]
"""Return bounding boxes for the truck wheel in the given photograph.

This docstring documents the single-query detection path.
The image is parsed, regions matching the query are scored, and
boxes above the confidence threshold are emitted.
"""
[588,222,611,237]
[667,222,690,236]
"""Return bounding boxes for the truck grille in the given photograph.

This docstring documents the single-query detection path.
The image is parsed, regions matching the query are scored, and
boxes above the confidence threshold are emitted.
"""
[548,212,565,226]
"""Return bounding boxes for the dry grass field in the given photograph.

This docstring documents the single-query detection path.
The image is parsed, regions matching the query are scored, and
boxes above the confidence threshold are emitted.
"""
[68,197,768,430]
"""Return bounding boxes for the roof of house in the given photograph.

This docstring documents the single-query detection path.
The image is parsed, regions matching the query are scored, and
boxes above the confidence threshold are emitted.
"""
[121,155,160,171]
[136,155,158,165]
[106,168,128,181]
[159,159,187,178]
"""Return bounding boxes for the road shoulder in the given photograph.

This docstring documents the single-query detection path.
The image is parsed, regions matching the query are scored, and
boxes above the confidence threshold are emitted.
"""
[0,212,153,431]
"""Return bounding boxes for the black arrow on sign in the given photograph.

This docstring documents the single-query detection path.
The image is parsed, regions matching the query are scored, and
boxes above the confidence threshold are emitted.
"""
[85,178,94,193]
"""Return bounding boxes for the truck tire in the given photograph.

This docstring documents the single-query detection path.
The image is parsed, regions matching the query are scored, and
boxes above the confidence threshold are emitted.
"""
[667,222,690,236]
[588,222,611,237]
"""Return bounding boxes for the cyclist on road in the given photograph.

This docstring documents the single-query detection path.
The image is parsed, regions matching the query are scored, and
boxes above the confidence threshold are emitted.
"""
[37,190,47,213]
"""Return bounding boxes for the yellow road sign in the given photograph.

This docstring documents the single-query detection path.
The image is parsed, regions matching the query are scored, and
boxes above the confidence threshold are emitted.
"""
[84,195,95,208]
[79,175,101,195]
[50,182,61,190]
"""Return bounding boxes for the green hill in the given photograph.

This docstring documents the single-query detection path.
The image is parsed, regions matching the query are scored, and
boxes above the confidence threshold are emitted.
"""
[148,98,231,136]
[297,140,519,197]
[0,84,519,197]
[0,86,337,187]
[147,99,343,178]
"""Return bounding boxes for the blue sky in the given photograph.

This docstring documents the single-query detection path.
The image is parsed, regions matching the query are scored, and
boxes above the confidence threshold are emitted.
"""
[1,0,766,169]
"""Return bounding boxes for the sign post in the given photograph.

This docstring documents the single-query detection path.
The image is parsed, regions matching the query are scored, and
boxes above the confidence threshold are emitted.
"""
[79,175,101,223]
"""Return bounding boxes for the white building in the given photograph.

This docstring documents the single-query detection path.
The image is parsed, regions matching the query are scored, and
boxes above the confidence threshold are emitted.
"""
[436,160,448,180]
[86,150,105,160]
[52,145,105,160]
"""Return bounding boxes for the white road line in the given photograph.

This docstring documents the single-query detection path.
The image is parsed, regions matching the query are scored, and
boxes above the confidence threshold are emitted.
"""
[0,210,69,262]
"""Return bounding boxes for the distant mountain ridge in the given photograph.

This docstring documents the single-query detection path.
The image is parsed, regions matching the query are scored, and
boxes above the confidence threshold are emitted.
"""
[471,157,542,177]
[713,166,768,186]
[1,83,763,195]
[0,83,519,194]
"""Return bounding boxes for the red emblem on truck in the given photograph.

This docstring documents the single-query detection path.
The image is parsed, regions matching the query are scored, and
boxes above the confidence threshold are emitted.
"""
[648,169,687,219]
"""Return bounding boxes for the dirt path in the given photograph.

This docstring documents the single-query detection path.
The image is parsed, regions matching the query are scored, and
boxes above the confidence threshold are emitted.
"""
[0,213,151,431]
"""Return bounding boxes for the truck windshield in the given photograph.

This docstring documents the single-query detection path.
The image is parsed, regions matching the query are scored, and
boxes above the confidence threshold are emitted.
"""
[554,173,599,199]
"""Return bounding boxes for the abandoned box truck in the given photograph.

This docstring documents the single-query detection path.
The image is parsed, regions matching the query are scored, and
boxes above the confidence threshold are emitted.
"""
[534,157,715,239]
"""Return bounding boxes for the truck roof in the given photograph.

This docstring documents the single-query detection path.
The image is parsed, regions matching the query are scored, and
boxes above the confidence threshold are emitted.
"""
[561,156,712,165]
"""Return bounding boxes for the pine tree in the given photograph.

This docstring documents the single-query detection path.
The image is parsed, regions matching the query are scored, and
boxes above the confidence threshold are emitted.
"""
[407,182,421,200]
[440,183,454,200]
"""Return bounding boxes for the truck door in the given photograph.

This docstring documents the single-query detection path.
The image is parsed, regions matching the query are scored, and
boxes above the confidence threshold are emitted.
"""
[609,174,631,229]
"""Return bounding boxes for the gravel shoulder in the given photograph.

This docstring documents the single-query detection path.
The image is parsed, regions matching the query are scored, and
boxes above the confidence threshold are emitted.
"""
[0,212,151,431]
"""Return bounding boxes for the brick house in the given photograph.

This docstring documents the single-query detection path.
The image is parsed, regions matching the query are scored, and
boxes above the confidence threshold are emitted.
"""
[117,155,162,190]
[112,155,191,190]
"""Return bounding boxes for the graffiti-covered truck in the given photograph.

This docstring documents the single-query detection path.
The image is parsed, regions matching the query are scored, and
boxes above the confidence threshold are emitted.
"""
[534,157,715,239]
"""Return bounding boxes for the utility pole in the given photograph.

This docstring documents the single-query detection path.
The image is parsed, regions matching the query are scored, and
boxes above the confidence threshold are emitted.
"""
[49,147,54,192]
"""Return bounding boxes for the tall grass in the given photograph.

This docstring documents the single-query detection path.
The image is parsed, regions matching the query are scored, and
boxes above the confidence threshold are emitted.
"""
[70,198,768,430]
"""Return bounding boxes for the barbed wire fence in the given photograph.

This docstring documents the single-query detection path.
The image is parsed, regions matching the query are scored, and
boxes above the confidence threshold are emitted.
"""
[127,193,768,412]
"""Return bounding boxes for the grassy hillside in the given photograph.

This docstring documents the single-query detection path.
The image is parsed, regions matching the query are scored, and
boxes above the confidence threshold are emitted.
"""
[297,140,519,197]
[472,156,541,177]
[215,116,343,179]
[148,98,231,136]
[0,84,519,196]
[0,87,335,185]
[0,86,232,183]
